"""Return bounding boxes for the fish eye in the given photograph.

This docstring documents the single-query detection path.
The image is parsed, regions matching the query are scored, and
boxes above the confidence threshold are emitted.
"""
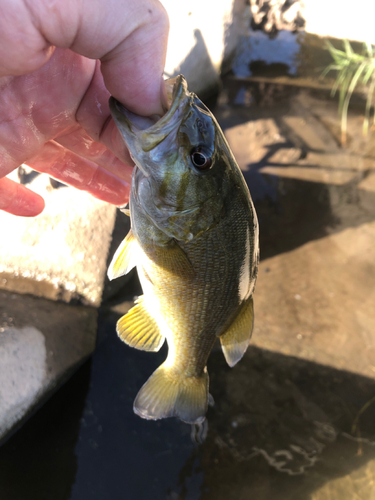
[190,147,212,170]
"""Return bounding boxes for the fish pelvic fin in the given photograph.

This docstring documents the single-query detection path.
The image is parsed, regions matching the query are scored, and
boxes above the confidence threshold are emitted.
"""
[220,296,254,368]
[117,296,165,352]
[134,364,209,424]
[107,229,137,281]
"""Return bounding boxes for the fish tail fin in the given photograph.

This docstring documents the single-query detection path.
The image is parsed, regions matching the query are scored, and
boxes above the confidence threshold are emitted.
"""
[133,364,209,424]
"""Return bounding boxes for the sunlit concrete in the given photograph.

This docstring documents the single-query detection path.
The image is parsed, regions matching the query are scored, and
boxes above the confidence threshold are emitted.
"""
[0,171,117,307]
[303,0,375,43]
[161,0,249,95]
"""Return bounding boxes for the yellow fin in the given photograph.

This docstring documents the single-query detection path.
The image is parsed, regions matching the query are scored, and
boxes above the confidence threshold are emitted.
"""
[117,203,130,216]
[134,364,209,424]
[152,240,195,281]
[220,296,254,368]
[117,296,164,352]
[107,229,137,281]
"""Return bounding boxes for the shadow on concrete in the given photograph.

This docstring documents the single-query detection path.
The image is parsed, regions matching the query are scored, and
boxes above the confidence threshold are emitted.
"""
[254,175,375,260]
[165,29,220,106]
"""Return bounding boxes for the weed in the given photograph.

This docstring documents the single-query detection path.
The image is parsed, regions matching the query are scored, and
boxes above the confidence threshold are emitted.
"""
[322,40,375,145]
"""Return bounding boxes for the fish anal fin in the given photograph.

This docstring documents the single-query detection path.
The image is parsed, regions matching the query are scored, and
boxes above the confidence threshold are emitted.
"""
[134,364,209,424]
[107,229,137,281]
[152,240,195,281]
[117,296,164,352]
[220,296,254,368]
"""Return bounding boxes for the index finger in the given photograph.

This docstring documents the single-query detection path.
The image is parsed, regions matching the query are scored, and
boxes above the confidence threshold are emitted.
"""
[18,0,170,116]
[0,177,45,217]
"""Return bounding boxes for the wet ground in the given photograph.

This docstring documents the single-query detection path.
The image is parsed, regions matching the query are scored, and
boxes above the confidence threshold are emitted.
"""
[1,46,375,498]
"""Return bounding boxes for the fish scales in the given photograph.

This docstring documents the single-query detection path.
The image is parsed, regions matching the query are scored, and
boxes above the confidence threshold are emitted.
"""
[108,75,259,424]
[135,185,254,374]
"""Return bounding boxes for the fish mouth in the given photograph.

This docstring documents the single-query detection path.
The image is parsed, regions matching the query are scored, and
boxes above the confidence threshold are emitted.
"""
[109,75,191,156]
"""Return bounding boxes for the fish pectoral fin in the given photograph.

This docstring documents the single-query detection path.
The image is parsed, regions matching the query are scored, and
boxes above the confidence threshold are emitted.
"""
[219,296,254,368]
[107,229,137,281]
[134,364,209,424]
[116,296,165,352]
[153,240,195,280]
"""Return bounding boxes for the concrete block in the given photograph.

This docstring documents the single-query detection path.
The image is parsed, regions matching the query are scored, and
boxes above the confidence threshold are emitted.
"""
[303,0,375,44]
[0,290,97,443]
[161,0,249,97]
[0,171,118,307]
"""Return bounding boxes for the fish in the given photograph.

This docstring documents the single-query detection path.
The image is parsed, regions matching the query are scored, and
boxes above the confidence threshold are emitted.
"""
[107,75,259,424]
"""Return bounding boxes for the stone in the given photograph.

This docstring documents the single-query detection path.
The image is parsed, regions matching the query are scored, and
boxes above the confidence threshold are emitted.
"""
[0,290,97,443]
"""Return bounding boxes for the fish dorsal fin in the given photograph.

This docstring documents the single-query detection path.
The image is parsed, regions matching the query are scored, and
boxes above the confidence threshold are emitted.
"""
[151,240,195,281]
[219,296,254,367]
[107,229,137,281]
[117,296,165,352]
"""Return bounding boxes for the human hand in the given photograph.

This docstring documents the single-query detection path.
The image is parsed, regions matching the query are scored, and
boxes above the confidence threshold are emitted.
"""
[0,0,169,216]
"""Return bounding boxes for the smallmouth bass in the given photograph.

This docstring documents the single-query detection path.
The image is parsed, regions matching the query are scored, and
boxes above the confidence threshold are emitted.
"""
[108,75,259,424]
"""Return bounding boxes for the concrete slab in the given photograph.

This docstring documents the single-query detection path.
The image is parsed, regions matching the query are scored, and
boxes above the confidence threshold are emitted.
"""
[0,171,118,307]
[303,0,375,44]
[161,0,248,98]
[0,290,96,443]
[253,221,375,379]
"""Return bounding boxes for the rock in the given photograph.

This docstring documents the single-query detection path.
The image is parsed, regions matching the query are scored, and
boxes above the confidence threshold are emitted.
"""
[0,171,119,307]
[0,290,97,443]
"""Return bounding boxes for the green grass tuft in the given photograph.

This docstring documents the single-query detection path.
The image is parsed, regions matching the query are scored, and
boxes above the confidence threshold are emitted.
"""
[322,39,375,146]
